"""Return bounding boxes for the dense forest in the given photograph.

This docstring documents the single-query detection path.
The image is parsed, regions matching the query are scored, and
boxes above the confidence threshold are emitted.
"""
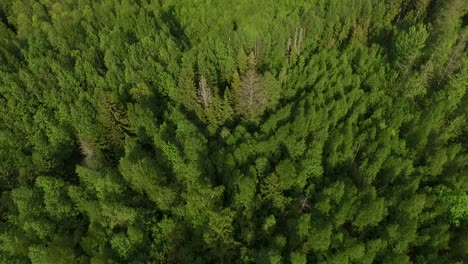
[0,0,467,263]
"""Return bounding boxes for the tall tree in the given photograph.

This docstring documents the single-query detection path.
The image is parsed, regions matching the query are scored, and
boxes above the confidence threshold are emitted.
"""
[198,75,213,109]
[235,52,268,117]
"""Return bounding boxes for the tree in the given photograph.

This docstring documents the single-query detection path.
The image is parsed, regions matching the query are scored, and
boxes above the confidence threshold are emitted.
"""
[394,24,429,75]
[235,52,268,117]
[197,75,213,109]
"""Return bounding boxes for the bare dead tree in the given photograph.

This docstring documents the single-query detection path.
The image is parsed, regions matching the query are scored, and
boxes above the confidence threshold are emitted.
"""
[78,138,96,167]
[198,75,213,108]
[236,52,268,116]
[286,27,305,61]
[352,143,361,162]
[299,195,311,213]
[78,138,93,158]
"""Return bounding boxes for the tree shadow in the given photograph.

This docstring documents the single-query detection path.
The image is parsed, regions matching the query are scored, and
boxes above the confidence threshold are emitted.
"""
[0,10,17,34]
[462,13,468,28]
[161,6,191,51]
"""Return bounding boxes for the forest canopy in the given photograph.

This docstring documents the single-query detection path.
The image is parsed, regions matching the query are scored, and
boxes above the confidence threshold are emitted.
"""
[0,0,468,263]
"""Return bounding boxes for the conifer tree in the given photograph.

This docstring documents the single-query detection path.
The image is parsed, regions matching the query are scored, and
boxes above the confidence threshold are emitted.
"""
[235,52,268,117]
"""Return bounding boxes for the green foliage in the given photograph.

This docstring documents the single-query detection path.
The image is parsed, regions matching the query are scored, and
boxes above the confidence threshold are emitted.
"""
[0,0,467,263]
[394,24,429,74]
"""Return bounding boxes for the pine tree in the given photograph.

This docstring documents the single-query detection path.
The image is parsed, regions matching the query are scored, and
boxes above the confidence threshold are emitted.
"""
[235,52,268,117]
[197,75,213,109]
